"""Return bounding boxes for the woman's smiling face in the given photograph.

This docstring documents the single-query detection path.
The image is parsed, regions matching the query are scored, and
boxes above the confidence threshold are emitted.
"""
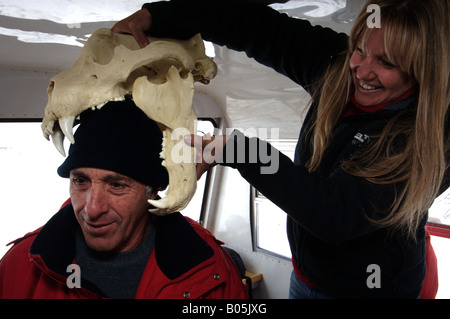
[350,28,416,108]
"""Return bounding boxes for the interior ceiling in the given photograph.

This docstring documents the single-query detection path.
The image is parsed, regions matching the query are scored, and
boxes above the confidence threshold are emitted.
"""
[0,0,361,138]
[0,0,360,71]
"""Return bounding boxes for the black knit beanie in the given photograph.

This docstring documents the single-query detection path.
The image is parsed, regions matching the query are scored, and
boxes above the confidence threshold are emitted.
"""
[57,98,169,189]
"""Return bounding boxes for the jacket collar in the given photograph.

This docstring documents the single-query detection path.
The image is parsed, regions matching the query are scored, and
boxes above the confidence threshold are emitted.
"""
[152,212,214,279]
[29,204,78,277]
[29,203,214,281]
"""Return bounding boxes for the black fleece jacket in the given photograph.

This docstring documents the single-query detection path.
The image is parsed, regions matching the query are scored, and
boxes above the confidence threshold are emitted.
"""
[143,0,449,298]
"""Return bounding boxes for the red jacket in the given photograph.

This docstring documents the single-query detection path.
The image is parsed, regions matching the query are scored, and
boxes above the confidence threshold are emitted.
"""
[0,203,247,299]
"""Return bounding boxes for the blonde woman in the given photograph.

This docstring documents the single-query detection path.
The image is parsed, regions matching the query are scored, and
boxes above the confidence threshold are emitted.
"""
[113,0,450,298]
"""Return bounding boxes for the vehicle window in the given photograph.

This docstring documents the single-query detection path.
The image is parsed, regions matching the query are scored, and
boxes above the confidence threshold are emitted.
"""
[428,187,450,227]
[0,122,70,259]
[251,139,296,260]
[253,189,292,259]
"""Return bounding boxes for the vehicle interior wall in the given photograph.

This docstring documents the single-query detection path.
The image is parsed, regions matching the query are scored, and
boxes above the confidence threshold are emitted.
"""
[0,68,53,119]
[205,164,294,299]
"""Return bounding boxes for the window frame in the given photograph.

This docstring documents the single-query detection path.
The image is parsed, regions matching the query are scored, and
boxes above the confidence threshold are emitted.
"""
[250,186,292,261]
[427,223,450,239]
[249,139,297,260]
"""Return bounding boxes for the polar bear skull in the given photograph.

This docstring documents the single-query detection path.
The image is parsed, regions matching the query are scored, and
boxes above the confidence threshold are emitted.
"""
[41,28,217,215]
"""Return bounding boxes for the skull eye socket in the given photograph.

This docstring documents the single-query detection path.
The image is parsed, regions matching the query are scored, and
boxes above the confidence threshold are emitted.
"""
[90,46,114,65]
[88,33,116,65]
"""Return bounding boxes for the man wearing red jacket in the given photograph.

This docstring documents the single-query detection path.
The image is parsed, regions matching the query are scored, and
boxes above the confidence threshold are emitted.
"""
[0,99,247,299]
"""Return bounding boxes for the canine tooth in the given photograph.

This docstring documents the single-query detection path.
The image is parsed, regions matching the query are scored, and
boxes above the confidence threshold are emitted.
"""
[51,130,66,157]
[59,116,75,144]
[148,198,170,215]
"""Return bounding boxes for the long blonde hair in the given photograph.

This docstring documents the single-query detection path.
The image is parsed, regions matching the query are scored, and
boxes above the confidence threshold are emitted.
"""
[306,0,450,239]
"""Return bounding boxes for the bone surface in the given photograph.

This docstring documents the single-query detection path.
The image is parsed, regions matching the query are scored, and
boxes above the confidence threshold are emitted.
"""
[41,28,217,215]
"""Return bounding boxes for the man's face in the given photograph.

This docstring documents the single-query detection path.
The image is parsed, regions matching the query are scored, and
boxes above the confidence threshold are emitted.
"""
[70,167,156,253]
